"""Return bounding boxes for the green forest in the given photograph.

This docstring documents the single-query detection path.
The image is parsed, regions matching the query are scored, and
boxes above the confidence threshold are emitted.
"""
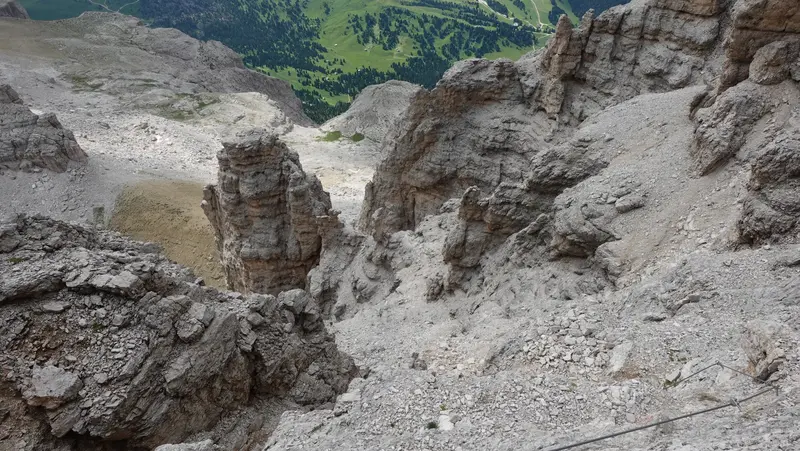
[20,0,629,122]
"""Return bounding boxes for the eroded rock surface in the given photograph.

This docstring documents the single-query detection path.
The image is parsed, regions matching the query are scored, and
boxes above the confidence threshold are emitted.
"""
[359,58,541,241]
[359,0,800,274]
[202,131,339,295]
[0,84,87,172]
[0,215,356,450]
[738,111,800,243]
[262,1,800,449]
[359,0,726,242]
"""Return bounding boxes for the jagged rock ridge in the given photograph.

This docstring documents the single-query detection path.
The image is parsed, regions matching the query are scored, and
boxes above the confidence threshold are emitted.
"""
[263,2,800,450]
[1,12,311,126]
[202,131,340,295]
[359,0,800,269]
[0,215,357,450]
[0,84,87,172]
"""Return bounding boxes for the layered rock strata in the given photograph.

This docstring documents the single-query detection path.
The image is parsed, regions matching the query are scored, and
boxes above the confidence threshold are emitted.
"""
[359,0,726,242]
[720,0,800,89]
[202,131,339,295]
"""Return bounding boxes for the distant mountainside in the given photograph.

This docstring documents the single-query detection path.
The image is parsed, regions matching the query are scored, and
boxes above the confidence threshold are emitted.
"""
[568,0,627,16]
[19,0,630,122]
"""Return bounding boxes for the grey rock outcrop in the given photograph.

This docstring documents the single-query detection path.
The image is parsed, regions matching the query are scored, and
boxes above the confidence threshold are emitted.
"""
[442,184,547,274]
[0,215,357,450]
[654,0,723,15]
[548,172,647,258]
[743,320,787,381]
[359,58,542,242]
[0,83,21,104]
[678,2,800,243]
[156,440,221,451]
[686,37,799,245]
[689,81,775,175]
[0,0,29,19]
[323,80,423,142]
[202,131,339,295]
[359,0,726,243]
[359,0,800,277]
[0,84,87,172]
[749,41,798,85]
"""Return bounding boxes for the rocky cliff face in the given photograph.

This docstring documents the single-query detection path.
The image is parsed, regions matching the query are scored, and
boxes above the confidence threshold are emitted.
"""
[358,58,545,242]
[359,0,800,268]
[3,0,799,450]
[720,0,800,89]
[359,0,726,241]
[686,0,800,243]
[0,0,28,19]
[0,215,357,450]
[264,3,800,449]
[0,84,87,172]
[202,131,339,295]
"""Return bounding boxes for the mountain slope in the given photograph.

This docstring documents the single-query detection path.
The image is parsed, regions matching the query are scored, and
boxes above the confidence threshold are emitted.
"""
[19,0,631,121]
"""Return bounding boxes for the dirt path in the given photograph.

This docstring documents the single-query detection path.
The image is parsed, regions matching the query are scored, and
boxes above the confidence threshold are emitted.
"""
[531,0,544,27]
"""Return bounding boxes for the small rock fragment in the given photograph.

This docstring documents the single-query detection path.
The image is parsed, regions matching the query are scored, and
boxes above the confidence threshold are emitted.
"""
[42,301,68,313]
[23,366,83,409]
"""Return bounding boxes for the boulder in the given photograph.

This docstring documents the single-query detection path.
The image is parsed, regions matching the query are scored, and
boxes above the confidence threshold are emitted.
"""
[0,84,87,172]
[22,366,82,409]
[720,0,800,89]
[749,41,797,85]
